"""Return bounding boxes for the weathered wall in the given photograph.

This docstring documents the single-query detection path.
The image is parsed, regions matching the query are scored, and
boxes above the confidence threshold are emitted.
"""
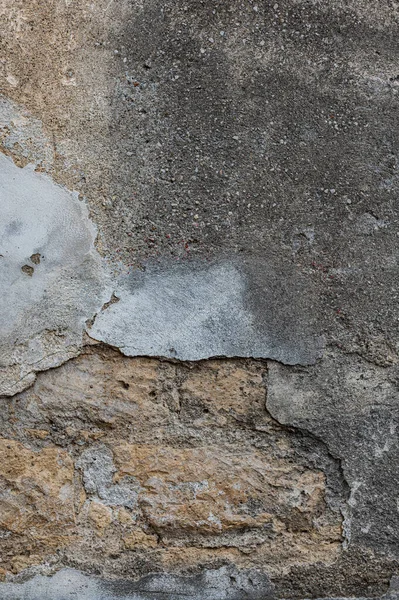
[1,0,399,598]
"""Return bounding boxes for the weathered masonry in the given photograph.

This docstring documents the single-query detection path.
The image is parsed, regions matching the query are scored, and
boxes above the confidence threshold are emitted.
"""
[1,1,399,598]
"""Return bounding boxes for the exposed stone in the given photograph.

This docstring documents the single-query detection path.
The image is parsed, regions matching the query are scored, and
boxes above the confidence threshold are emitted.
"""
[0,350,345,587]
[0,438,77,573]
[112,442,341,554]
[123,528,158,550]
[87,501,113,535]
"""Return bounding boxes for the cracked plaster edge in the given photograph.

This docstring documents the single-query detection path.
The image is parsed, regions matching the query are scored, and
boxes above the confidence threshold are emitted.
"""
[0,153,115,397]
[264,356,357,554]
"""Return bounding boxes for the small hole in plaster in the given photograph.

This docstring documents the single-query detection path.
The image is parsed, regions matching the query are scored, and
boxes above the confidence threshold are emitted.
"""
[30,253,41,265]
[21,265,34,277]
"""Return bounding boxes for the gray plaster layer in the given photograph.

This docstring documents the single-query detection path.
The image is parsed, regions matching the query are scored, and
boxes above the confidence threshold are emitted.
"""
[3,0,399,369]
[0,154,110,395]
[76,444,141,508]
[2,568,399,600]
[267,349,399,557]
[0,567,274,600]
[89,0,399,361]
[90,258,323,364]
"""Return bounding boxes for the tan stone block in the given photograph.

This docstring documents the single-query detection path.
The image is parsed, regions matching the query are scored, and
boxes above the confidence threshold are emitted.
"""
[0,438,75,540]
[180,361,266,424]
[117,508,134,525]
[25,429,49,439]
[30,349,170,429]
[111,442,341,556]
[123,528,158,549]
[88,501,112,535]
[10,555,43,574]
[0,438,77,572]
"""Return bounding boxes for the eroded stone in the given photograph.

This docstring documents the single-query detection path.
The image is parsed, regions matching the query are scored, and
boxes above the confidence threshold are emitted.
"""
[0,439,77,573]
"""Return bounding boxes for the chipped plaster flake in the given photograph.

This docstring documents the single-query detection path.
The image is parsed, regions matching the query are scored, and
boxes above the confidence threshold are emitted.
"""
[0,153,111,395]
[0,93,323,392]
[90,261,323,364]
[91,262,252,361]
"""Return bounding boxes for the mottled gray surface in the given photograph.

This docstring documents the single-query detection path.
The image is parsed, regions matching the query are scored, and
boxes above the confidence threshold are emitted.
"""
[1,0,399,597]
[3,0,399,373]
[94,0,399,362]
[76,444,140,508]
[2,568,399,600]
[0,567,274,600]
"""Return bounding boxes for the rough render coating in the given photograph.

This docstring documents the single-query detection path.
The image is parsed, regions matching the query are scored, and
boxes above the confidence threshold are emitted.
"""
[1,0,399,598]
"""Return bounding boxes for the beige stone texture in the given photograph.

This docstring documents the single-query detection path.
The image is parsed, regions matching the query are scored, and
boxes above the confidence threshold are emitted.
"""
[88,501,113,535]
[0,350,343,580]
[123,528,158,550]
[0,438,77,572]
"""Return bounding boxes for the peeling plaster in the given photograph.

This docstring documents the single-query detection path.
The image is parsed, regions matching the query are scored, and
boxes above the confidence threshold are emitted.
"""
[1,96,324,397]
[90,259,324,365]
[0,153,110,395]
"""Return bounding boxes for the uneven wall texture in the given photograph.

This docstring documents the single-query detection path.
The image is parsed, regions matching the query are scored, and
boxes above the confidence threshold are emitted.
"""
[1,0,399,598]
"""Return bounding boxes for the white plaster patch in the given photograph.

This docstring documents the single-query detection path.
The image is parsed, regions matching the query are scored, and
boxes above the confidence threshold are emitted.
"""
[0,154,111,395]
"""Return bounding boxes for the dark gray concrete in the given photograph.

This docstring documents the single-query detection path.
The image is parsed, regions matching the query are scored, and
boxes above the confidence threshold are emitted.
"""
[96,0,399,364]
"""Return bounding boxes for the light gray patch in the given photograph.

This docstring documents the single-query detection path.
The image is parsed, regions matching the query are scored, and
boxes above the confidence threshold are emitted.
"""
[76,445,140,508]
[0,154,111,395]
[355,212,388,235]
[90,259,323,365]
[0,566,275,600]
[5,220,23,237]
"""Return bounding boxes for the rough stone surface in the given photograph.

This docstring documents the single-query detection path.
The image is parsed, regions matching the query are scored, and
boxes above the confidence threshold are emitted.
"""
[0,439,77,574]
[1,0,399,598]
[0,349,345,588]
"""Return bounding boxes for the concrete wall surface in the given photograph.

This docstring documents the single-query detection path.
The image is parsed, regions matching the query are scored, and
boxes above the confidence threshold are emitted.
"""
[1,0,399,598]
